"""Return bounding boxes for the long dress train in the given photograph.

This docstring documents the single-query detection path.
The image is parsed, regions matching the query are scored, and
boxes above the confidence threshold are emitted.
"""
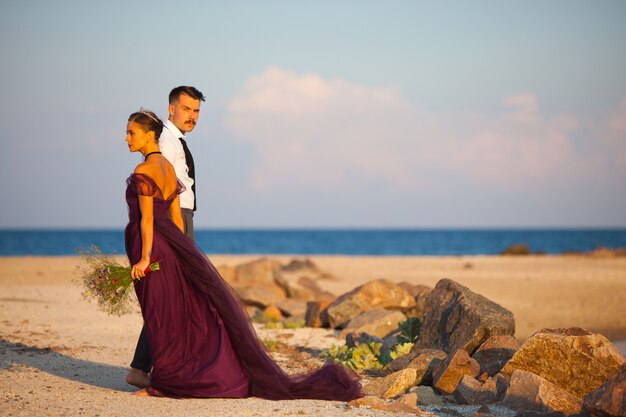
[125,173,362,400]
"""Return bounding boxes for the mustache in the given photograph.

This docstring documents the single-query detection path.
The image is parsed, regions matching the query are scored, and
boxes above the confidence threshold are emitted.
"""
[185,120,196,125]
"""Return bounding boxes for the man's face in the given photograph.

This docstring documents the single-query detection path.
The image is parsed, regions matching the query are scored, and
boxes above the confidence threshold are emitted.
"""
[169,93,201,133]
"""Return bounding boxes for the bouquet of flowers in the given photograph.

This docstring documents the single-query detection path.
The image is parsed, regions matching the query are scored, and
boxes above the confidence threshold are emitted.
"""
[75,245,160,316]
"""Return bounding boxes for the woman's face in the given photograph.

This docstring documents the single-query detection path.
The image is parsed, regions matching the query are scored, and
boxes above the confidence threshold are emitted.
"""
[125,121,153,153]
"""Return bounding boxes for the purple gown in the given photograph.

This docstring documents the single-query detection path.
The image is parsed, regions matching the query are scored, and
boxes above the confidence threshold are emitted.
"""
[124,173,362,400]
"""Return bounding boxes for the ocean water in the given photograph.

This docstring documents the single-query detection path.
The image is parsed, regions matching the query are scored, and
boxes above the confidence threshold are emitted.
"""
[0,228,625,256]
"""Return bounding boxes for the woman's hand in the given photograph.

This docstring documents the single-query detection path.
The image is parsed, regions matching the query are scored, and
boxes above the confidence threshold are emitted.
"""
[132,258,151,279]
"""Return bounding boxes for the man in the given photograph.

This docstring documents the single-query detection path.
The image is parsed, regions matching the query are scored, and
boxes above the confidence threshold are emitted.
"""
[159,85,205,240]
[126,85,205,389]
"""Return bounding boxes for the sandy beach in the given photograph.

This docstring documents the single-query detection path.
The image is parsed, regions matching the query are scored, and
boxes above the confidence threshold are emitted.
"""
[1,254,625,416]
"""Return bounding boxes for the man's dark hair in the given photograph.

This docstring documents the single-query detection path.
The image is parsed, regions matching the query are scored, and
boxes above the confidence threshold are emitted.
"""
[169,86,205,104]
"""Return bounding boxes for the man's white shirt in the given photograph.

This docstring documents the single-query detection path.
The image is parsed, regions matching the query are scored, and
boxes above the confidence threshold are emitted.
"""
[159,120,195,210]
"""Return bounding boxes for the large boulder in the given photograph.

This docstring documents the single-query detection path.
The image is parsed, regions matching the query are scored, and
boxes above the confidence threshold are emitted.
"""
[416,278,515,355]
[324,279,416,329]
[501,328,626,399]
[340,309,407,340]
[583,363,626,417]
[502,369,582,415]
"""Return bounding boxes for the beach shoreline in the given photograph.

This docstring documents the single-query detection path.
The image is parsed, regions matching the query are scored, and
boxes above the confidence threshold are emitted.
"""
[1,254,625,416]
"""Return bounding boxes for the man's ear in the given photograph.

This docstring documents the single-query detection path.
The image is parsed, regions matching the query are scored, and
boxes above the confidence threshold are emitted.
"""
[168,103,175,117]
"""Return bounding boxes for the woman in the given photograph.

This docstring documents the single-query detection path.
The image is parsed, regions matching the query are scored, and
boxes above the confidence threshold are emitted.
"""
[124,110,362,400]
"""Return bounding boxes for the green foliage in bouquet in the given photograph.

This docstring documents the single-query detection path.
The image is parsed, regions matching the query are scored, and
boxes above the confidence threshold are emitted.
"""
[74,245,160,316]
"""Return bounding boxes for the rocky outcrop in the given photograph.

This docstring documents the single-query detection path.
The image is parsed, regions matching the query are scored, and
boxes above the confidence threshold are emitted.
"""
[218,257,338,315]
[324,279,416,328]
[501,327,626,399]
[583,363,626,417]
[416,278,516,355]
[502,369,582,415]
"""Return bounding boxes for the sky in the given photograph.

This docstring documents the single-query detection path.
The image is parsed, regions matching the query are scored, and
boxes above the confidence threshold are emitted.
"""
[1,1,625,229]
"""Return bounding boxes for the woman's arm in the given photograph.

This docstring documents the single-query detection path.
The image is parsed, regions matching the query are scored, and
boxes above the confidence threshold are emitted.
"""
[169,195,185,234]
[132,193,154,279]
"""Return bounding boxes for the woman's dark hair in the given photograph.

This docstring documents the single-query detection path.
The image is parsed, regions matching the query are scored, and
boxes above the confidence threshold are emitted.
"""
[169,85,205,104]
[128,109,164,140]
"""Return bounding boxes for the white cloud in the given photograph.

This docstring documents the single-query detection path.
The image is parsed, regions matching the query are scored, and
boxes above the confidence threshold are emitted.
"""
[224,67,625,193]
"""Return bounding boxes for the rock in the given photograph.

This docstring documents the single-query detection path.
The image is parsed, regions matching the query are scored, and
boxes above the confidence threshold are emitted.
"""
[231,258,286,305]
[362,368,418,399]
[304,300,330,327]
[501,327,626,399]
[275,274,333,301]
[349,393,438,417]
[475,405,493,415]
[473,335,520,376]
[397,282,432,318]
[381,392,420,413]
[387,348,447,385]
[583,363,626,417]
[453,374,506,405]
[340,309,407,339]
[276,259,336,301]
[416,278,515,355]
[501,244,531,255]
[261,304,283,321]
[281,258,320,273]
[432,348,481,395]
[502,369,582,415]
[235,286,285,308]
[410,385,445,406]
[324,278,416,328]
[245,305,260,318]
[348,395,386,408]
[274,298,307,317]
[216,264,237,283]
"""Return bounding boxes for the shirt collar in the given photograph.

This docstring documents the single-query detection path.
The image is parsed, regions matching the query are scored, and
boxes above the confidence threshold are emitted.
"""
[164,119,185,140]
